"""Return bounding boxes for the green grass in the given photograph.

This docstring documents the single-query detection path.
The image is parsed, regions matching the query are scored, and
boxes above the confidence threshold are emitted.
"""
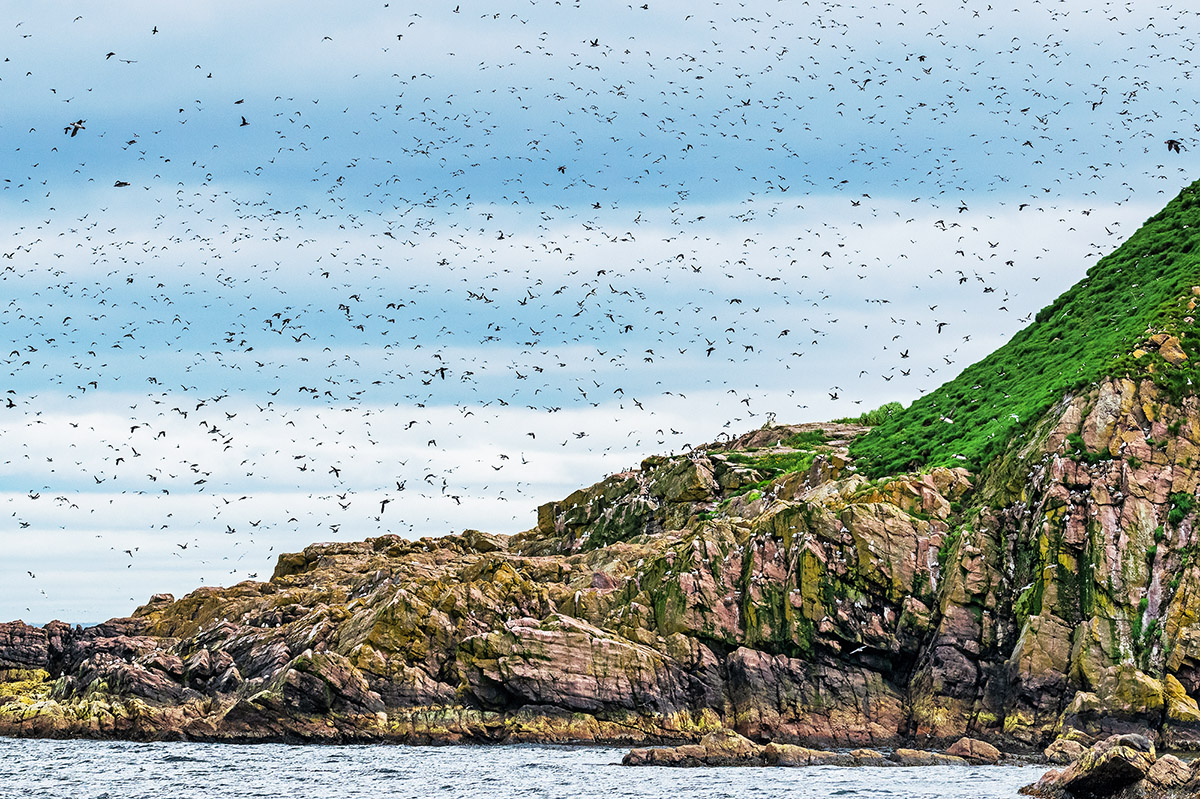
[717,448,823,505]
[782,429,829,449]
[851,181,1200,477]
[833,402,904,426]
[726,449,818,478]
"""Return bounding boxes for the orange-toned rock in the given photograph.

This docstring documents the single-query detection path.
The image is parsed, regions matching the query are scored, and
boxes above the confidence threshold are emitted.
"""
[946,736,1001,764]
[1158,335,1188,364]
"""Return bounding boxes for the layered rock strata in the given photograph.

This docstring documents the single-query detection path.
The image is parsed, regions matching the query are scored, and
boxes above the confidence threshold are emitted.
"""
[0,379,1199,753]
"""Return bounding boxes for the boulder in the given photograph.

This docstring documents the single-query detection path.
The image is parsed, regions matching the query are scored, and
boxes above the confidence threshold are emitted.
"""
[946,736,1002,764]
[1030,735,1156,798]
[849,748,895,766]
[1146,755,1191,789]
[621,748,652,766]
[694,729,764,765]
[622,729,764,767]
[1022,768,1063,796]
[890,748,969,766]
[762,742,854,767]
[1044,737,1087,765]
[1158,335,1188,364]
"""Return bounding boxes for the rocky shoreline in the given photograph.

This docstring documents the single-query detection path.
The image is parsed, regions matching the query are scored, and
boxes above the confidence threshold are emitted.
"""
[2,375,1200,799]
[622,730,1200,799]
[622,729,1015,767]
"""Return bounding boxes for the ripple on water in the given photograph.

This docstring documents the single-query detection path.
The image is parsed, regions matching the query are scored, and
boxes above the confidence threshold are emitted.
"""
[161,754,205,763]
[0,740,1046,799]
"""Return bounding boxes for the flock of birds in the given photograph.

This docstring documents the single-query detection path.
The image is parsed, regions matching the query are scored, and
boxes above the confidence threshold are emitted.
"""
[0,0,1194,621]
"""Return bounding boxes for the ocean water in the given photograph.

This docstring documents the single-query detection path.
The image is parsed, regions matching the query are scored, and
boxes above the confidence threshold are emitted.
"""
[0,738,1046,799]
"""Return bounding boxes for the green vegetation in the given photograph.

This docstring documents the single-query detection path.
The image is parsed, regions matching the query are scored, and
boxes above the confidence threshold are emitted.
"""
[937,526,963,572]
[720,450,819,503]
[1132,596,1149,644]
[850,181,1200,477]
[1168,491,1195,526]
[782,429,828,449]
[834,402,904,426]
[1014,580,1044,627]
[727,449,818,476]
[1066,433,1110,465]
[710,436,832,510]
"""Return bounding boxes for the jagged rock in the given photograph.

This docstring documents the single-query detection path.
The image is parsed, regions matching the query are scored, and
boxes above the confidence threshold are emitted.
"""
[133,594,176,616]
[0,622,51,670]
[268,650,385,715]
[183,648,214,683]
[459,529,506,554]
[1146,755,1191,789]
[1025,735,1157,798]
[4,354,1200,751]
[210,665,242,693]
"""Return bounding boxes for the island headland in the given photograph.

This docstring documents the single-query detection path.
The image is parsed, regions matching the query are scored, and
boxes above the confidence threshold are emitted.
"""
[4,185,1200,798]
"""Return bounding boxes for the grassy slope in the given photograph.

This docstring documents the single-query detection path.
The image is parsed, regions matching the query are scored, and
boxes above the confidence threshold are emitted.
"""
[850,181,1200,477]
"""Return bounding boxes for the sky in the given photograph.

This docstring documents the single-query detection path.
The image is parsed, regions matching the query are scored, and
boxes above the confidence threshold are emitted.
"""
[1,0,1196,624]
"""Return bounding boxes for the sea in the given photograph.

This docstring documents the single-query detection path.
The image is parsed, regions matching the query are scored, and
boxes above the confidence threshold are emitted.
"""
[0,739,1046,799]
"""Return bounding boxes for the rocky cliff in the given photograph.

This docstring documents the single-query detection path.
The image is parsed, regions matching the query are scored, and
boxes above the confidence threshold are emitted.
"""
[3,189,1200,750]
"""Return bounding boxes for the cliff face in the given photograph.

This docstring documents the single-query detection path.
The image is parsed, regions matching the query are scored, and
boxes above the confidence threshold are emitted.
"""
[914,375,1200,748]
[3,185,1200,748]
[1,372,1199,748]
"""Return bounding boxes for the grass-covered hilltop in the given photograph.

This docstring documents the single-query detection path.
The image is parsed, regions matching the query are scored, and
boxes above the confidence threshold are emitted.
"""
[3,184,1200,773]
[853,181,1200,476]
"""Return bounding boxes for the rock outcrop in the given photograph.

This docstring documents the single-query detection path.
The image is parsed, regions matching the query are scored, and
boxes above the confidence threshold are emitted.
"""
[1,379,1200,752]
[3,189,1200,758]
[1022,734,1200,799]
[621,730,984,768]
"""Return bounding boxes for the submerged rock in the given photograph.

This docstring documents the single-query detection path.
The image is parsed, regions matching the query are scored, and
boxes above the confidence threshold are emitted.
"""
[622,732,1003,769]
